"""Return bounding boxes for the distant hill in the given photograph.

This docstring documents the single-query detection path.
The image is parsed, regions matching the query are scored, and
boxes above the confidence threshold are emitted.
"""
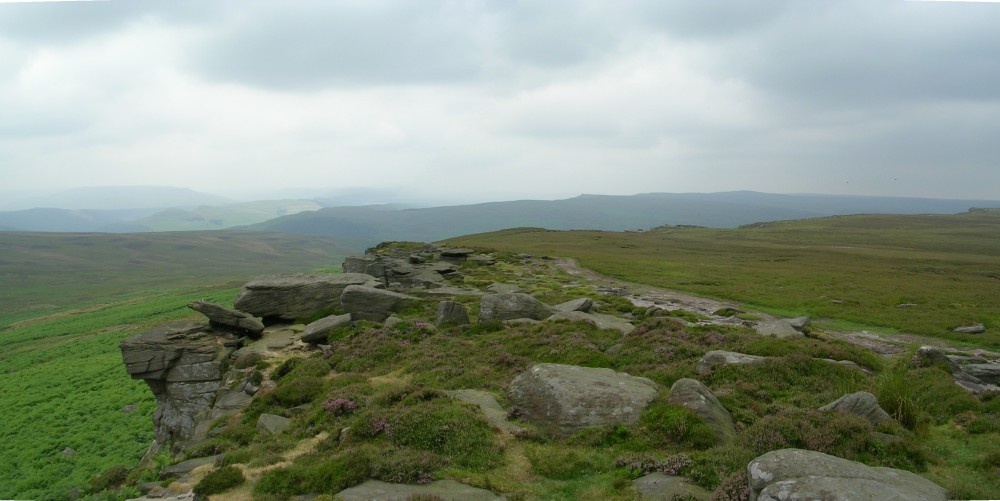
[107,199,324,232]
[249,191,1000,245]
[5,186,233,211]
[0,208,160,232]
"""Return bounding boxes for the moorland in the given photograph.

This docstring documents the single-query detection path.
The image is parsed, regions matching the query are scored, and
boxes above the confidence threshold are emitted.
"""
[1,211,999,500]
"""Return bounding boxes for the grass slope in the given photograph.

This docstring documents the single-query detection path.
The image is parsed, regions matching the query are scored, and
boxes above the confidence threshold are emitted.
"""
[113,199,323,232]
[447,212,1000,346]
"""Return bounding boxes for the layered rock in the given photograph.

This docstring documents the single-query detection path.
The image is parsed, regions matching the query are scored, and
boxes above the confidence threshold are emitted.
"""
[747,448,947,501]
[546,310,635,334]
[819,391,892,426]
[507,363,658,437]
[234,273,375,321]
[340,285,421,321]
[913,345,1000,394]
[300,313,352,344]
[186,300,264,337]
[120,322,235,452]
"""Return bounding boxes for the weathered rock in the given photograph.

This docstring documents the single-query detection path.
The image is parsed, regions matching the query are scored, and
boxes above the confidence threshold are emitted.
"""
[755,320,803,338]
[234,273,375,321]
[436,301,470,326]
[786,316,811,331]
[632,473,711,500]
[554,298,593,313]
[446,389,523,433]
[384,315,403,328]
[964,363,1000,384]
[186,300,264,336]
[439,248,476,260]
[747,448,947,501]
[340,285,421,322]
[819,391,892,426]
[946,354,989,365]
[954,324,986,334]
[120,322,231,451]
[546,310,635,334]
[257,414,291,434]
[818,358,875,376]
[696,350,769,375]
[911,345,1000,393]
[911,346,960,372]
[300,313,352,344]
[470,254,497,266]
[479,293,555,323]
[667,378,735,445]
[507,363,658,437]
[336,479,503,501]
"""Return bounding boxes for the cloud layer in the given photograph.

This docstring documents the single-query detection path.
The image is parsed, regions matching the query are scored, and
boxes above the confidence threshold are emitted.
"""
[2,0,999,201]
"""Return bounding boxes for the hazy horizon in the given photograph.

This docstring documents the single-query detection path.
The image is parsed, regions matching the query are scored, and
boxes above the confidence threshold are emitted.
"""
[2,1,1000,201]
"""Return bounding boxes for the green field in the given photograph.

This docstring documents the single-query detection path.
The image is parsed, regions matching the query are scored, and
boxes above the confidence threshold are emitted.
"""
[449,212,1000,348]
[0,231,358,500]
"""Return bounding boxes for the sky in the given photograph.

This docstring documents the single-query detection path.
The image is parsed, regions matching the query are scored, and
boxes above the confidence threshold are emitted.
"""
[1,0,999,203]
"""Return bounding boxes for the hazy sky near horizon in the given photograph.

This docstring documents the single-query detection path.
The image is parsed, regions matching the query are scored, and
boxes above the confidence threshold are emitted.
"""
[1,0,999,202]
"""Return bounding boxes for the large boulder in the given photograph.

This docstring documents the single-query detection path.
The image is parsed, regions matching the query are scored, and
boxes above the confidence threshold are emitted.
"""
[748,448,947,501]
[257,414,291,434]
[667,378,735,445]
[507,363,658,437]
[119,322,232,452]
[436,301,470,326]
[479,293,555,322]
[340,285,421,322]
[696,350,769,375]
[300,313,352,344]
[234,273,375,321]
[755,320,804,338]
[819,391,892,426]
[186,300,264,337]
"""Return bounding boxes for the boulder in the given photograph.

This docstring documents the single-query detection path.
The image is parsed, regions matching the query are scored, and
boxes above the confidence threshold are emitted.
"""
[257,414,291,434]
[337,479,503,501]
[479,293,555,323]
[340,285,421,322]
[747,448,947,501]
[632,473,710,500]
[819,391,892,426]
[696,350,769,375]
[187,300,264,336]
[160,455,223,480]
[667,378,735,445]
[300,313,352,344]
[439,248,476,261]
[964,363,1000,384]
[786,316,811,331]
[436,301,470,326]
[507,363,658,437]
[554,298,593,313]
[234,273,375,321]
[954,324,986,334]
[755,320,804,338]
[546,310,634,334]
[120,322,231,451]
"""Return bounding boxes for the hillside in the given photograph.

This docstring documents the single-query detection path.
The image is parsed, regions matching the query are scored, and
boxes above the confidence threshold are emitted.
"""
[108,199,324,232]
[1,186,233,211]
[250,192,1000,245]
[0,231,365,325]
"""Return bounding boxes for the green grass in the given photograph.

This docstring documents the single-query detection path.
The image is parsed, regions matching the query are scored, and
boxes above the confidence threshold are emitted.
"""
[447,213,1000,347]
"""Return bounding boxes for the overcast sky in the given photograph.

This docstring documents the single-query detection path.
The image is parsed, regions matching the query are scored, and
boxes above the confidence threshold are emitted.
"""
[1,0,998,203]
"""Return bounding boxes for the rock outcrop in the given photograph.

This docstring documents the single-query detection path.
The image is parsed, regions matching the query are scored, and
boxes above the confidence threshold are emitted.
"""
[696,350,769,375]
[667,378,735,444]
[234,273,375,321]
[299,313,352,344]
[120,322,235,452]
[336,479,504,501]
[913,345,1000,394]
[507,363,658,437]
[340,285,421,321]
[554,298,593,313]
[479,293,555,322]
[819,391,892,426]
[747,448,947,501]
[754,320,804,338]
[632,473,710,500]
[546,310,635,334]
[436,301,470,326]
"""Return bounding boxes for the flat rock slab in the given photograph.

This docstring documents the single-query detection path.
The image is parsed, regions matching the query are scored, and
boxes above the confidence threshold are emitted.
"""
[547,311,635,334]
[508,363,658,437]
[235,273,376,321]
[446,389,523,433]
[696,350,769,375]
[300,313,352,344]
[633,473,710,500]
[160,455,222,479]
[819,391,892,426]
[257,413,291,434]
[964,363,1000,384]
[486,283,521,294]
[554,298,594,313]
[748,448,947,501]
[336,479,504,501]
[667,378,735,445]
[341,285,421,322]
